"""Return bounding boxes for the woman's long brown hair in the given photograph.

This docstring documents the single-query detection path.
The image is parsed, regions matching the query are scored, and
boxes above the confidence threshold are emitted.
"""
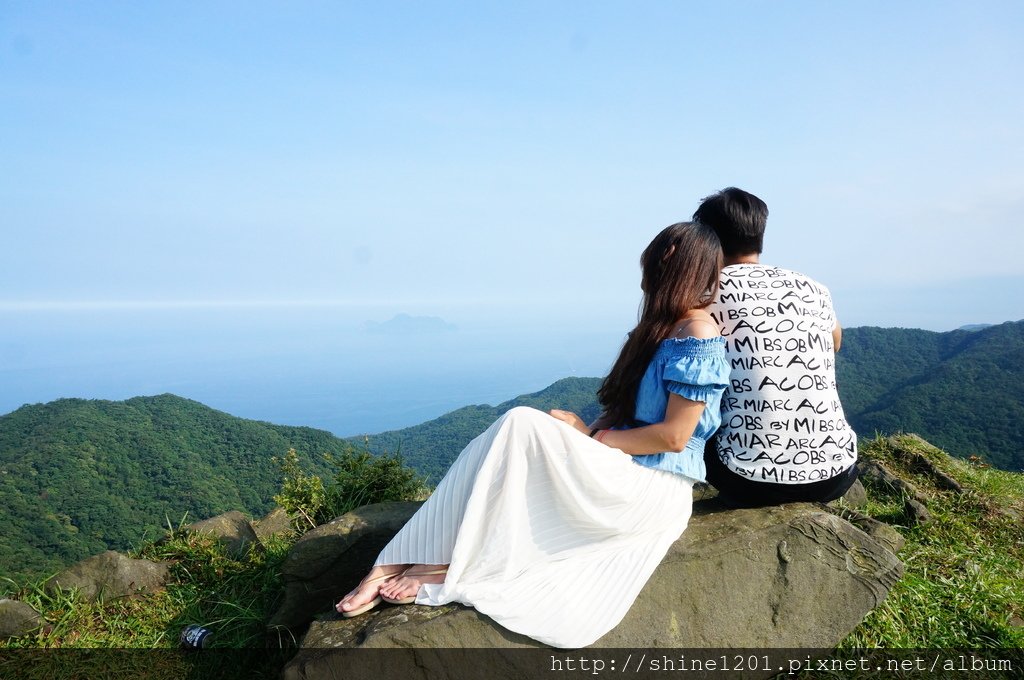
[597,221,723,427]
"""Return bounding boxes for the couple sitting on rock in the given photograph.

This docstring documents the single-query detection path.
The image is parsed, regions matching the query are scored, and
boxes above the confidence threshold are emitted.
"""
[335,187,858,649]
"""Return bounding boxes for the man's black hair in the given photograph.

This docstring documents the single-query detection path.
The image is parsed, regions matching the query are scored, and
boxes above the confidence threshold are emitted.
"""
[692,187,768,256]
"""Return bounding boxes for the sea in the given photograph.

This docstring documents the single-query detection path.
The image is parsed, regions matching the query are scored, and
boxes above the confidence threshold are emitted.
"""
[0,305,631,436]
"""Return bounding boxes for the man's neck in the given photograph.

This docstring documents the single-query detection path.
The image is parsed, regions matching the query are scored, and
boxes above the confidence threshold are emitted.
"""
[724,253,760,266]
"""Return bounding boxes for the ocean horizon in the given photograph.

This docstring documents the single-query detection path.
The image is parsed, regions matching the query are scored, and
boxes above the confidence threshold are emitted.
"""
[0,305,627,436]
[3,303,1016,438]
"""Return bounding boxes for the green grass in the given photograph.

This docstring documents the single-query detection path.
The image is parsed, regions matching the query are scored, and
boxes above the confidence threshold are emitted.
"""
[839,434,1024,650]
[0,528,297,679]
[2,530,294,650]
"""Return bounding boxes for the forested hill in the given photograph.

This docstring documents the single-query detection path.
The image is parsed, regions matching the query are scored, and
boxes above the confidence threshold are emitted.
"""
[361,377,604,482]
[364,321,1024,479]
[0,395,355,583]
[835,320,1024,472]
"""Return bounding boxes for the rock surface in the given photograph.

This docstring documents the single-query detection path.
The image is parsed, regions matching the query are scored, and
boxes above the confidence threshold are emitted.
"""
[858,459,928,503]
[904,498,932,525]
[44,551,169,603]
[890,434,964,492]
[253,506,295,542]
[833,508,906,554]
[268,501,425,633]
[282,500,903,678]
[837,478,869,509]
[185,510,262,558]
[0,599,41,639]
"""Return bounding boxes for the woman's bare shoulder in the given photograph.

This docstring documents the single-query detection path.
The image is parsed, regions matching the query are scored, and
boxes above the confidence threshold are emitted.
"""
[674,309,721,340]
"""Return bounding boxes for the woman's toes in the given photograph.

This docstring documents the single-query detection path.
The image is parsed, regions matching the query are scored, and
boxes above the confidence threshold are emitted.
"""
[336,567,403,612]
[335,590,358,613]
[384,577,414,601]
[337,584,371,612]
[382,579,409,599]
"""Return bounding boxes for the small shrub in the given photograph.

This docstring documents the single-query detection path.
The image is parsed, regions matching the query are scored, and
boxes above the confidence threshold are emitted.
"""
[321,448,427,522]
[271,448,326,530]
[273,444,427,530]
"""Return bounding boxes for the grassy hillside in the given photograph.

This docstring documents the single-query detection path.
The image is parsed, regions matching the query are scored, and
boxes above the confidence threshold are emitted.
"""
[841,434,1024,651]
[0,395,360,584]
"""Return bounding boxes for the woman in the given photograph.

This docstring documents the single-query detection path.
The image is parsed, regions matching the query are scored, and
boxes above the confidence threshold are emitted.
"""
[335,222,729,648]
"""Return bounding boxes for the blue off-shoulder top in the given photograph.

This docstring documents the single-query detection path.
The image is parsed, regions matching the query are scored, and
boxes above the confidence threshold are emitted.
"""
[627,336,729,483]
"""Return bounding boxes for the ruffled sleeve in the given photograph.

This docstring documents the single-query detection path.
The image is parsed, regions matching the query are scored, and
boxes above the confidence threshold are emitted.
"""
[663,343,730,404]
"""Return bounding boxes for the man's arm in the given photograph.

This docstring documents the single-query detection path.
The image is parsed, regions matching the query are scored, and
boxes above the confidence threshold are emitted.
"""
[832,320,843,353]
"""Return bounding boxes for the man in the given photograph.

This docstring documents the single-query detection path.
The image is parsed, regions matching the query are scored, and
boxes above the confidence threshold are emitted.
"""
[695,187,857,507]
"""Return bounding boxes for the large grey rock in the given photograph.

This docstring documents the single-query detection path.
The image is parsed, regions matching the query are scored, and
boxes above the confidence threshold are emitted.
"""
[185,510,261,558]
[858,459,928,503]
[890,434,964,492]
[44,551,169,603]
[0,599,41,639]
[832,508,906,554]
[837,478,868,509]
[253,506,295,542]
[282,500,903,678]
[904,498,932,526]
[267,501,424,633]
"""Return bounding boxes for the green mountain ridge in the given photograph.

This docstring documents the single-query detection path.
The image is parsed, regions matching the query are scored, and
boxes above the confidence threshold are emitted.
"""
[0,384,608,585]
[836,320,1024,471]
[0,394,356,583]
[359,376,604,481]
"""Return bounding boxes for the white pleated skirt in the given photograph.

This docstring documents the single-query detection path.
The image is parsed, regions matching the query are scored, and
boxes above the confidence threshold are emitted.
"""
[375,406,694,649]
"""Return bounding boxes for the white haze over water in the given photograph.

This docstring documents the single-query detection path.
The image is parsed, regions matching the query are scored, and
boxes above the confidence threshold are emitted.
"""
[3,289,1020,437]
[0,304,633,436]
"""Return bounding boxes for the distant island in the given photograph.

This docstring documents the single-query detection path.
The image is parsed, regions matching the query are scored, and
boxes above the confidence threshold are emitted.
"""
[365,313,457,335]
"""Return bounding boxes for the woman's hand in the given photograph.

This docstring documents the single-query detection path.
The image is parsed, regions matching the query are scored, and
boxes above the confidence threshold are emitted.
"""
[548,409,590,435]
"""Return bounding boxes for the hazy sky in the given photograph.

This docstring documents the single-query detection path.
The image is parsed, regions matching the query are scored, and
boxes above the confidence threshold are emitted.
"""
[3,1,1023,330]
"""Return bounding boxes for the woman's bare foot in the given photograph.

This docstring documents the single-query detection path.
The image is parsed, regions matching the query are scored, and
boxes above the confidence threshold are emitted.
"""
[378,564,449,603]
[335,564,410,615]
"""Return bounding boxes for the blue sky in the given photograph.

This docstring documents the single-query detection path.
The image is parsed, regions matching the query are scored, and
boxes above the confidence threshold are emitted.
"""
[2,1,1023,330]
